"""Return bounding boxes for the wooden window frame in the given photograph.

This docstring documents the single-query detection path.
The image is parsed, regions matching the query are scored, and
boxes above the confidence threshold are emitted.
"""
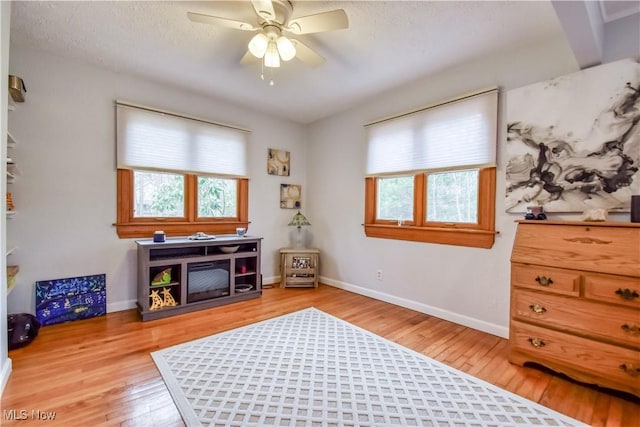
[364,167,496,248]
[115,169,249,238]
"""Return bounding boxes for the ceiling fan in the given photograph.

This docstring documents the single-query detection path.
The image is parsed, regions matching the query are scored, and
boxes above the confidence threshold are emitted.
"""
[187,0,348,71]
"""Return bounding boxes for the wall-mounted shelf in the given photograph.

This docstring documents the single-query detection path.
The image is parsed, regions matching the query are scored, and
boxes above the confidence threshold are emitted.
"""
[7,131,16,147]
[6,130,18,183]
[6,265,19,295]
[5,86,20,297]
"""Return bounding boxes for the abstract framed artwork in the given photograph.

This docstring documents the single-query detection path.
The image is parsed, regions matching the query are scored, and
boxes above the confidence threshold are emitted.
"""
[268,148,290,176]
[505,58,639,213]
[280,183,301,209]
[36,273,107,326]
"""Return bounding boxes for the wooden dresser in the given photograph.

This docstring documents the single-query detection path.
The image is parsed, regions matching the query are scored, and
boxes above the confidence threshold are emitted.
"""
[509,220,640,397]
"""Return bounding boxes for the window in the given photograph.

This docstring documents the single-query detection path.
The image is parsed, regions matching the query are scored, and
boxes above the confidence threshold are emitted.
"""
[134,170,185,218]
[197,176,238,218]
[377,175,414,223]
[364,89,498,248]
[115,103,250,238]
[426,169,478,223]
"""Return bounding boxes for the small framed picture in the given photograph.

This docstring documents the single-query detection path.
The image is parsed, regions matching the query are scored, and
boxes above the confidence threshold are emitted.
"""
[280,184,301,209]
[292,256,310,269]
[268,148,290,176]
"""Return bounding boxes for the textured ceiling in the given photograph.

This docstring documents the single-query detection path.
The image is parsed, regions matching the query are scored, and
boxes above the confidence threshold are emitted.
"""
[10,1,568,124]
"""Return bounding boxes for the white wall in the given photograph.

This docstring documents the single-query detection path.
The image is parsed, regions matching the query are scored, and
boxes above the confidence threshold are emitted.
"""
[6,46,307,314]
[603,12,640,63]
[306,35,630,338]
[1,0,13,395]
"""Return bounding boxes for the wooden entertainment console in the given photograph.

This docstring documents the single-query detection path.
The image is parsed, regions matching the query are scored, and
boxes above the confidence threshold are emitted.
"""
[136,236,262,321]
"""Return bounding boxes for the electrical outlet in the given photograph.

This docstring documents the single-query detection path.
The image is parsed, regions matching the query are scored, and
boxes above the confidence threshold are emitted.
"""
[376,270,383,280]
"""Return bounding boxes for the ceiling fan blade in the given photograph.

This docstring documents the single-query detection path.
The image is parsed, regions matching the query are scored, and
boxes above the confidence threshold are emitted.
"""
[187,12,257,31]
[291,39,325,68]
[251,0,276,22]
[240,51,260,65]
[286,9,348,35]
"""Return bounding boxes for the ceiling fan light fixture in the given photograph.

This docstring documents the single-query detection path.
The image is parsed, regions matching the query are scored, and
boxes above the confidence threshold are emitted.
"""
[276,36,296,61]
[248,33,269,58]
[188,0,349,80]
[264,41,280,68]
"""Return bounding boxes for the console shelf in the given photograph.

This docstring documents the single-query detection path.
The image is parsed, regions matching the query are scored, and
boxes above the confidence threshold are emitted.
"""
[136,236,262,321]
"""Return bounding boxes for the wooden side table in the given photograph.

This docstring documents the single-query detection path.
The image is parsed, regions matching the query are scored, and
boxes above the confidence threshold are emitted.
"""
[280,248,320,288]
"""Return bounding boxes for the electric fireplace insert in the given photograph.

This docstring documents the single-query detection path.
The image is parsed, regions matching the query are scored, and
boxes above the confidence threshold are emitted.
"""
[187,260,230,303]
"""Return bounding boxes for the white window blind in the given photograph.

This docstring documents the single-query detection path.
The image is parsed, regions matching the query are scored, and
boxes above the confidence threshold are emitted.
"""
[116,103,249,177]
[365,89,498,176]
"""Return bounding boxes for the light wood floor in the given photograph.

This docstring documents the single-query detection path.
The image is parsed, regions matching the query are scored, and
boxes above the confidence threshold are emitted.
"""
[1,285,638,426]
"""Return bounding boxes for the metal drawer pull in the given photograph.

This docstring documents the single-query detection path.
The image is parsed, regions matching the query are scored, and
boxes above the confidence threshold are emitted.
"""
[619,363,640,377]
[535,276,553,286]
[615,288,639,300]
[527,337,545,348]
[528,304,547,314]
[621,324,640,335]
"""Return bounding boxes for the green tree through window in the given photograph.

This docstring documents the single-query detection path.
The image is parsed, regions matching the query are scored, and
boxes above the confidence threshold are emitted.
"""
[134,171,184,217]
[198,177,237,217]
[377,176,414,221]
[427,169,478,223]
[133,171,238,219]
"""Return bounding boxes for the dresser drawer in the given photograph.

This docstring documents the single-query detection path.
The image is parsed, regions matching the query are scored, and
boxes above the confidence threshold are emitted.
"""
[511,223,640,277]
[584,273,640,309]
[511,263,579,296]
[512,289,640,348]
[510,321,640,397]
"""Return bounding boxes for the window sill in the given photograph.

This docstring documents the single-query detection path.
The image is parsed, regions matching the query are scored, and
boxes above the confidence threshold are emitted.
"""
[363,224,496,249]
[115,221,249,239]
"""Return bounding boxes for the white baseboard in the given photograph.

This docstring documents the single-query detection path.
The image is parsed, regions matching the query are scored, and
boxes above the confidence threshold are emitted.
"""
[0,357,12,397]
[107,299,137,313]
[101,276,508,340]
[321,276,509,339]
[262,275,280,287]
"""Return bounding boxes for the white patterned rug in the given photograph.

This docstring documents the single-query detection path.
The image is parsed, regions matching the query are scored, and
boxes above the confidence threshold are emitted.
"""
[151,308,584,427]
